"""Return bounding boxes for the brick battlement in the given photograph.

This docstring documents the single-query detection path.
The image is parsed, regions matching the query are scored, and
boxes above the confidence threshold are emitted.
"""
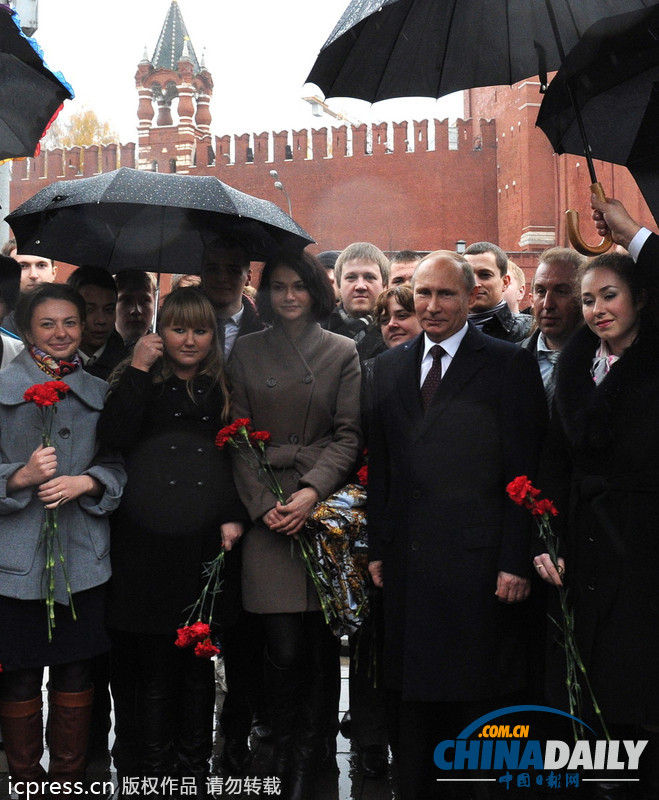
[12,118,491,182]
[10,119,500,254]
[9,109,652,258]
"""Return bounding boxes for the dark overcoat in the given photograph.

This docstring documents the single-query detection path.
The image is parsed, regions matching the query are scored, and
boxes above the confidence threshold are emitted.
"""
[367,326,547,702]
[541,321,659,725]
[83,330,129,382]
[230,321,362,614]
[97,367,245,634]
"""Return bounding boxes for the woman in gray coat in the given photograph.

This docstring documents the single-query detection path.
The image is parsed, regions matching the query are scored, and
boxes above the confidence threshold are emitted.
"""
[0,283,125,791]
[230,250,361,800]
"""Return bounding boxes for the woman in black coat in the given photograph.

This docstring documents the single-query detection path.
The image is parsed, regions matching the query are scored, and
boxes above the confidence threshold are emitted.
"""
[97,287,244,792]
[535,252,659,794]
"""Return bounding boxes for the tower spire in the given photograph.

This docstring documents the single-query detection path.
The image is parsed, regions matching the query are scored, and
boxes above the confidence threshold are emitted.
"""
[151,1,200,72]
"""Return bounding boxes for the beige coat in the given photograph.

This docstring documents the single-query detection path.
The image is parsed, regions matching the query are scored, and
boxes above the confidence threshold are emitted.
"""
[230,321,362,613]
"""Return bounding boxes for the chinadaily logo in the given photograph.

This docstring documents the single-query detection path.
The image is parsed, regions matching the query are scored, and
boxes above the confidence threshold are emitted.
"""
[433,706,647,792]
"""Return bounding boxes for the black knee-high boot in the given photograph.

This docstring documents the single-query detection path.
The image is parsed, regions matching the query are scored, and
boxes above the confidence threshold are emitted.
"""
[287,671,327,800]
[177,655,215,796]
[287,619,339,800]
[265,652,301,786]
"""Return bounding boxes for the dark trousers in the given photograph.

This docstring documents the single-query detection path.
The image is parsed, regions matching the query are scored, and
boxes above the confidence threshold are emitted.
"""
[390,691,524,800]
[110,630,215,784]
[349,588,388,749]
[219,614,267,741]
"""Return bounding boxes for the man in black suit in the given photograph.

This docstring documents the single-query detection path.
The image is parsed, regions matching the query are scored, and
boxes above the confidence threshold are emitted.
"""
[464,241,532,342]
[200,236,264,361]
[367,251,547,799]
[67,266,128,381]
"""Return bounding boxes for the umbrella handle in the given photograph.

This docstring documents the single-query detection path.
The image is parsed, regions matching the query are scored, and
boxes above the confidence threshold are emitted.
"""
[566,183,613,256]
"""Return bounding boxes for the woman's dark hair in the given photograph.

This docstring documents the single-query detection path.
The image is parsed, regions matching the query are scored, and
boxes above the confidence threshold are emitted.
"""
[578,252,644,304]
[256,250,335,324]
[15,283,86,345]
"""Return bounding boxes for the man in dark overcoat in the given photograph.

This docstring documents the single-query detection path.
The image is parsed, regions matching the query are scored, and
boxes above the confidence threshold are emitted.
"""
[200,236,264,362]
[367,251,547,799]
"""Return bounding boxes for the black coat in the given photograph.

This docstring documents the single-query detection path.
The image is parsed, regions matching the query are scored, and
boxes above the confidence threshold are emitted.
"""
[367,326,547,702]
[541,321,659,725]
[328,305,386,362]
[97,367,245,634]
[475,303,533,343]
[83,331,129,382]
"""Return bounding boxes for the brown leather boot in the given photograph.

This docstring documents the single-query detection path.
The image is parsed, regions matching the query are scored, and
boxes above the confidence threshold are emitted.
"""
[0,696,47,794]
[47,687,94,783]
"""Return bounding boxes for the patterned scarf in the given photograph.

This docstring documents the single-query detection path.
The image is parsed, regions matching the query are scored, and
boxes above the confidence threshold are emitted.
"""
[590,340,620,386]
[29,345,80,378]
[337,306,372,345]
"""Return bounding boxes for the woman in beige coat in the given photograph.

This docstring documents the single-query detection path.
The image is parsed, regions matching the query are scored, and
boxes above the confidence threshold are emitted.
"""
[230,250,361,800]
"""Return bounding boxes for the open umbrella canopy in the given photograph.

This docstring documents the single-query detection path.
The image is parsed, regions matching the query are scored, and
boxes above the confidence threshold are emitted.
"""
[536,6,659,223]
[5,168,315,272]
[0,4,73,160]
[306,0,659,103]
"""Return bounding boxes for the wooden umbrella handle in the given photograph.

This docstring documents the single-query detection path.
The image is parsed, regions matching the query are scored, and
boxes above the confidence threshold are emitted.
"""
[566,182,613,256]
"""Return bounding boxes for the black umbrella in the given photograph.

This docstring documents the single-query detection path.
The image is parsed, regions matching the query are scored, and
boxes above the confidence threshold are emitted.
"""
[0,4,73,160]
[536,6,659,227]
[306,0,658,104]
[5,167,315,272]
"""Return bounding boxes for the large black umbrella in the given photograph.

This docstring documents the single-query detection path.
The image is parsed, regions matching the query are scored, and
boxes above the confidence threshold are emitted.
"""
[5,167,315,272]
[536,6,659,226]
[306,0,658,104]
[0,4,73,160]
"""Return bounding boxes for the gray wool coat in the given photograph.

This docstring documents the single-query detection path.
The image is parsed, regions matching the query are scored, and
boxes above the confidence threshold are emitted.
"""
[230,321,362,613]
[0,350,126,604]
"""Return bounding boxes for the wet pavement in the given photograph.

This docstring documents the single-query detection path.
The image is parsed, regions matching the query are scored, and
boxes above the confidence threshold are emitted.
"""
[0,656,397,800]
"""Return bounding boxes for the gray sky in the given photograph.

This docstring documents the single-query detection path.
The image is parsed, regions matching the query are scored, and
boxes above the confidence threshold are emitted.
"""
[34,0,463,144]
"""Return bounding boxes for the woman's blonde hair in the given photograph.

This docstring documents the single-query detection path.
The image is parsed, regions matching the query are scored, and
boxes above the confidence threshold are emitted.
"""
[110,287,230,420]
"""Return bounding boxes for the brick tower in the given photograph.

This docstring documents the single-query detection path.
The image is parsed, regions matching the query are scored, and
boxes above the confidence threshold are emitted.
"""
[135,0,213,174]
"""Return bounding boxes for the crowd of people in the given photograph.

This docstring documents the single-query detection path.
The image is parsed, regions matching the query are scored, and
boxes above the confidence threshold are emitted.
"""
[0,193,656,800]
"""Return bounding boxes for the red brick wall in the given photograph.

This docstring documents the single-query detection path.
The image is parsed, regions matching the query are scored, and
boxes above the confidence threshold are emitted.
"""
[8,119,498,261]
[9,83,656,274]
[467,82,657,256]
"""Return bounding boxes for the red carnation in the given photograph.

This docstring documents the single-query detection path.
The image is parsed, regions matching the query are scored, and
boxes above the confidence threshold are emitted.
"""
[506,476,540,507]
[357,465,368,486]
[175,626,195,649]
[248,430,271,445]
[175,621,211,649]
[24,381,69,408]
[216,418,254,448]
[194,637,221,659]
[215,430,233,449]
[532,497,558,518]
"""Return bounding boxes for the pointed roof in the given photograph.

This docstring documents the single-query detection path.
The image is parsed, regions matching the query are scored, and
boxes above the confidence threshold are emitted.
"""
[151,1,200,72]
